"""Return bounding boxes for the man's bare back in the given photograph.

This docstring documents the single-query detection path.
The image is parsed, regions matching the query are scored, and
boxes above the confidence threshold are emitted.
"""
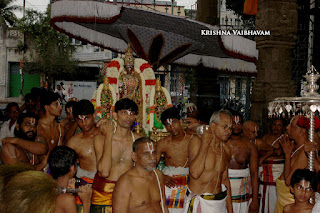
[113,169,166,213]
[67,128,101,172]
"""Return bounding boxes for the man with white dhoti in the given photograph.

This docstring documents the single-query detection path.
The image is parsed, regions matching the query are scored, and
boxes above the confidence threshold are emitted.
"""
[258,119,285,213]
[157,107,193,212]
[183,109,233,213]
[226,113,259,213]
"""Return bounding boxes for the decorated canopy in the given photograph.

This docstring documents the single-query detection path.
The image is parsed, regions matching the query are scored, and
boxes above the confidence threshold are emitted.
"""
[50,0,258,74]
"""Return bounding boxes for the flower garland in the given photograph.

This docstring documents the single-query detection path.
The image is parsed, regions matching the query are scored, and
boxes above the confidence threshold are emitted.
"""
[297,116,320,131]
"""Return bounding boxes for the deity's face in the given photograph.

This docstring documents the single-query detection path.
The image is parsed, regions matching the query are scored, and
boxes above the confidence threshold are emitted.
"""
[272,119,284,135]
[114,109,136,129]
[232,115,243,135]
[125,65,134,74]
[45,100,62,117]
[164,118,183,137]
[75,114,95,132]
[133,141,157,171]
[211,114,233,142]
[17,117,37,141]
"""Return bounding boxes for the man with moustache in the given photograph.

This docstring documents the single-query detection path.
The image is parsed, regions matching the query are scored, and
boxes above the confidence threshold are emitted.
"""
[66,100,101,211]
[274,116,312,213]
[113,137,169,213]
[226,112,259,213]
[156,107,193,212]
[0,113,48,168]
[184,109,233,213]
[93,98,141,212]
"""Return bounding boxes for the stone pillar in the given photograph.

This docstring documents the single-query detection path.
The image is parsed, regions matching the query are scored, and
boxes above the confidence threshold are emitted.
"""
[196,0,219,25]
[250,0,297,130]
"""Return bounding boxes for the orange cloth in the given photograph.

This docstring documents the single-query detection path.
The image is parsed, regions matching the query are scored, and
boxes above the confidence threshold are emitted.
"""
[91,173,116,206]
[75,177,94,205]
[244,0,258,15]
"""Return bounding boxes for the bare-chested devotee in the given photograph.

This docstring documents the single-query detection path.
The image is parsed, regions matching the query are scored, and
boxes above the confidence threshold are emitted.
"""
[253,119,285,213]
[183,109,233,213]
[1,113,48,169]
[226,112,259,213]
[274,115,311,213]
[113,137,169,213]
[156,107,193,212]
[38,92,64,150]
[66,100,101,210]
[93,98,141,212]
[61,101,79,142]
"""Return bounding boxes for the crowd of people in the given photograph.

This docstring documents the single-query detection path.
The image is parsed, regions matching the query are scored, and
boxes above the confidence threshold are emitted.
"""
[0,86,320,213]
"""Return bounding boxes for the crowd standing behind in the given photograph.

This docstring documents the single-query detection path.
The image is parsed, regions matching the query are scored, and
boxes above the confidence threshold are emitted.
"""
[1,85,320,213]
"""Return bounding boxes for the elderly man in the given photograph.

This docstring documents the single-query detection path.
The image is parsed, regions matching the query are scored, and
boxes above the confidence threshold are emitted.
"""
[184,109,233,213]
[274,116,310,213]
[226,113,259,213]
[113,137,169,213]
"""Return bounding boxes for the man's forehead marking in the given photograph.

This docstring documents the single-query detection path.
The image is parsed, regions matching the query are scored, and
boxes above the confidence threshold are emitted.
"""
[30,118,36,126]
[146,142,154,152]
[166,118,173,125]
[78,115,85,121]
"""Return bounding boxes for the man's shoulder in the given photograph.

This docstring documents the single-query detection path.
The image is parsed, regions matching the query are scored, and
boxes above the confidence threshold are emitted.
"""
[56,193,76,208]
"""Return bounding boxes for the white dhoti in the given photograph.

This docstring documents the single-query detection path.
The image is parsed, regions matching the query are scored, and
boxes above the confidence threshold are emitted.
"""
[163,166,189,213]
[183,185,228,213]
[258,160,284,213]
[228,168,252,213]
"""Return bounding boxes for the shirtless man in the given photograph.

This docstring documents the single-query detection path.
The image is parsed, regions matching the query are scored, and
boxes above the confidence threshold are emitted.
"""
[184,109,233,213]
[251,119,285,213]
[38,91,63,150]
[156,107,193,212]
[113,137,169,213]
[66,99,101,210]
[93,98,141,212]
[274,116,309,213]
[1,113,48,170]
[226,113,259,213]
[48,146,92,213]
[61,101,78,142]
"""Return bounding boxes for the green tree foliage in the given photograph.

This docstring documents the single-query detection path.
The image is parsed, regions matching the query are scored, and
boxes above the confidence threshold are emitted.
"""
[16,7,78,83]
[0,0,21,26]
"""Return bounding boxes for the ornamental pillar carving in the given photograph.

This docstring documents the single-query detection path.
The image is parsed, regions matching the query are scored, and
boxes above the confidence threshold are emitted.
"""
[250,0,297,130]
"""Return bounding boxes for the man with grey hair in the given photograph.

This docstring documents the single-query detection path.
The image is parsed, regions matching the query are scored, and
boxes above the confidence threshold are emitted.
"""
[183,109,233,213]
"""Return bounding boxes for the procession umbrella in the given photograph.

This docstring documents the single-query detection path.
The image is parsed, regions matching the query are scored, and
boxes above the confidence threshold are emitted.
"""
[50,0,258,74]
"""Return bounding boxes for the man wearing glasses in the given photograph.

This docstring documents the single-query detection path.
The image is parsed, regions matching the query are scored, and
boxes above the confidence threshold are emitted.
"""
[184,109,233,213]
[226,111,259,213]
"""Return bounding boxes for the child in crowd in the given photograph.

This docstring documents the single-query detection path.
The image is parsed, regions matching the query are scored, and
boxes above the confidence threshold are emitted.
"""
[283,169,317,213]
